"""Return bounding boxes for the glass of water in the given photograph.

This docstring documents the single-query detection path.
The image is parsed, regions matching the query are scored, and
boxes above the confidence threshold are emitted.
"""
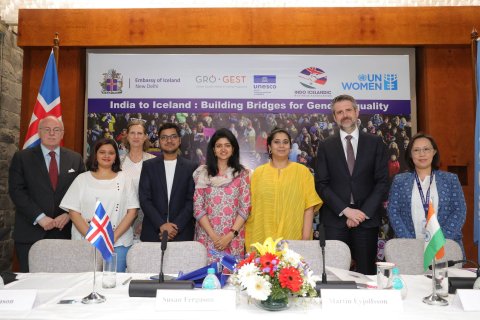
[102,253,117,289]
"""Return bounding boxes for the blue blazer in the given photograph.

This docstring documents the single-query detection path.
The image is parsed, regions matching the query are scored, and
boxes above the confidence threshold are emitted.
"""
[387,170,466,252]
[139,155,197,242]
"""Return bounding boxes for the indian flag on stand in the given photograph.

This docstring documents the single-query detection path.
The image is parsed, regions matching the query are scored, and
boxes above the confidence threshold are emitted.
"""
[423,202,446,271]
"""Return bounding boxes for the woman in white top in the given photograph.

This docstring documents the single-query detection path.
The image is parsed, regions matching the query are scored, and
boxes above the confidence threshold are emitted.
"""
[60,138,139,272]
[120,120,155,242]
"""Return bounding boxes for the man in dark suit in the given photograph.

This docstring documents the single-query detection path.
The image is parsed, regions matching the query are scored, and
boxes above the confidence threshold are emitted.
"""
[315,95,388,275]
[139,123,197,242]
[9,116,85,272]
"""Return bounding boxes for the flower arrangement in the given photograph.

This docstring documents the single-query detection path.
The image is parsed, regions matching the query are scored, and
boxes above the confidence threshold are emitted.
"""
[232,237,318,303]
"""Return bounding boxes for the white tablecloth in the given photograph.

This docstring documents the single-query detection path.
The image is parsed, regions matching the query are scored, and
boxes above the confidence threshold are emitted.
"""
[2,269,479,320]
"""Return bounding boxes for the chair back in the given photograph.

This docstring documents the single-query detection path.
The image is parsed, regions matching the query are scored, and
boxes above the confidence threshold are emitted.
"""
[29,239,102,272]
[126,241,208,274]
[384,238,463,275]
[286,240,351,275]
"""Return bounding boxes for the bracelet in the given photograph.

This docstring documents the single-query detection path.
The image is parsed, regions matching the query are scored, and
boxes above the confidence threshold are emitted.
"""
[230,228,239,237]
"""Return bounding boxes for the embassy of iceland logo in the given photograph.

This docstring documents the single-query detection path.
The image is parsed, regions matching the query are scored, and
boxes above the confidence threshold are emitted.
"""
[100,69,123,94]
[299,67,328,89]
[342,73,398,91]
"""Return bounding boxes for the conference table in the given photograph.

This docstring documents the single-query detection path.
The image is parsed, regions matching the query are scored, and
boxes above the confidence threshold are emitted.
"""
[2,269,478,320]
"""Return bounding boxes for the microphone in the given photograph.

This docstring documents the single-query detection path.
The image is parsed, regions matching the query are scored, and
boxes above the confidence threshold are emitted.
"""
[318,224,327,284]
[315,224,357,296]
[159,230,168,282]
[129,230,195,297]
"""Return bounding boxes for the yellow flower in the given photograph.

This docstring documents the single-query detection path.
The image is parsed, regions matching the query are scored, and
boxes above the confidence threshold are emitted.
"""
[250,237,285,257]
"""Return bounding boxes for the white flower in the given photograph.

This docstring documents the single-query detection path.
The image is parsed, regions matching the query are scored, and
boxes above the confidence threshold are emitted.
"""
[237,263,259,288]
[245,275,272,301]
[283,249,302,266]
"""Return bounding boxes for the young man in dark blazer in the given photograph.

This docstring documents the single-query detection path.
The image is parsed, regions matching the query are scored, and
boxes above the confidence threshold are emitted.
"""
[9,116,85,272]
[315,95,388,275]
[139,123,197,242]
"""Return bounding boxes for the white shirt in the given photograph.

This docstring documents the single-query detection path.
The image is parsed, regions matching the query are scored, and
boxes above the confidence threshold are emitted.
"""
[121,152,155,195]
[60,171,139,247]
[411,175,439,239]
[164,159,177,202]
[339,127,359,160]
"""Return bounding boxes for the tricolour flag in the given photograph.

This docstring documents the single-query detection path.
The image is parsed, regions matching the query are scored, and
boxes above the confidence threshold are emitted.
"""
[23,49,63,149]
[474,39,480,264]
[423,202,446,271]
[85,201,114,260]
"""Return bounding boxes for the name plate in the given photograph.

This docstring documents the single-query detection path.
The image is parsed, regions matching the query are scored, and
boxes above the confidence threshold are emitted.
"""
[0,290,36,311]
[454,289,480,311]
[322,289,403,312]
[155,289,236,311]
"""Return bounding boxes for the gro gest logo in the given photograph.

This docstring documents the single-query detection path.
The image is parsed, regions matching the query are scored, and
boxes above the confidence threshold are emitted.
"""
[100,69,123,94]
[299,67,328,89]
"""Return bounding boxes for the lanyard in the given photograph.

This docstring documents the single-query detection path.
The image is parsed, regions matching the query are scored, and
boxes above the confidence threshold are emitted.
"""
[414,170,435,215]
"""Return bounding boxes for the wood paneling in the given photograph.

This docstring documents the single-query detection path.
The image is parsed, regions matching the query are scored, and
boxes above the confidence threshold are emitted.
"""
[417,47,476,259]
[18,7,479,47]
[16,7,479,262]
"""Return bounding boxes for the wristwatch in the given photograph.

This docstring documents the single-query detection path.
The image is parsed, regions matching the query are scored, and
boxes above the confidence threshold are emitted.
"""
[230,228,239,237]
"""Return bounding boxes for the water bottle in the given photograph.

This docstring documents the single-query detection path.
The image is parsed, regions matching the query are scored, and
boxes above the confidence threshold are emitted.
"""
[202,268,221,289]
[392,267,407,299]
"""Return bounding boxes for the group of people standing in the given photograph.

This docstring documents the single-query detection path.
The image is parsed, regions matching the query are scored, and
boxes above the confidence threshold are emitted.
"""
[9,94,466,275]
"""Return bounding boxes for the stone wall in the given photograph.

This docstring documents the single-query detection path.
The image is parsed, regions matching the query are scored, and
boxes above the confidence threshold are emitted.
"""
[0,21,22,271]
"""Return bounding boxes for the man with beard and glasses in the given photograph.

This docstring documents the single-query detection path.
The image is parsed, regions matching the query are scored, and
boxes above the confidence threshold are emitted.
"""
[139,123,197,242]
[315,95,388,275]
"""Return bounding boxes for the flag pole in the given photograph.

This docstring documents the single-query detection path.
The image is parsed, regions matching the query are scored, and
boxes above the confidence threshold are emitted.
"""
[53,32,59,65]
[473,28,480,265]
[81,242,106,304]
[422,258,448,306]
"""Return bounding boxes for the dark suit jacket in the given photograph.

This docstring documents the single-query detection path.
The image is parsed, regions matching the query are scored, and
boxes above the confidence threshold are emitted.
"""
[139,155,197,242]
[9,145,85,243]
[315,131,388,228]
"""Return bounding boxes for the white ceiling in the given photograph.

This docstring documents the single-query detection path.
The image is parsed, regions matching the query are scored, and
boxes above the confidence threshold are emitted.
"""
[0,0,478,26]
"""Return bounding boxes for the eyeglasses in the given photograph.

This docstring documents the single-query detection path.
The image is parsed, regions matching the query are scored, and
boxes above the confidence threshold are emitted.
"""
[40,127,63,135]
[412,147,434,155]
[159,134,179,141]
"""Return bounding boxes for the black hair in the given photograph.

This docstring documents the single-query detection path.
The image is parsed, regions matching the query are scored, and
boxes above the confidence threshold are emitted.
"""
[87,138,122,172]
[206,128,244,176]
[158,122,181,137]
[405,132,440,171]
[266,128,292,159]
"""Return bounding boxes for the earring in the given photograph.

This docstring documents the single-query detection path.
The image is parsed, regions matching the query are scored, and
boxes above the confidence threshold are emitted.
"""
[268,149,272,155]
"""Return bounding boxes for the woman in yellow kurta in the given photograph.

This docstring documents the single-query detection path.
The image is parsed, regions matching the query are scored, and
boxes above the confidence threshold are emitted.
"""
[245,128,322,248]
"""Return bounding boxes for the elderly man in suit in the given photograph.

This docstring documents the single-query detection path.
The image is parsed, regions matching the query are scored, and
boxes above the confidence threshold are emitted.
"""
[9,116,85,272]
[315,95,388,275]
[139,123,197,242]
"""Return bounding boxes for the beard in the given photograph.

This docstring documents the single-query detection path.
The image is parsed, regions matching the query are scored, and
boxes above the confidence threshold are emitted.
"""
[339,117,357,132]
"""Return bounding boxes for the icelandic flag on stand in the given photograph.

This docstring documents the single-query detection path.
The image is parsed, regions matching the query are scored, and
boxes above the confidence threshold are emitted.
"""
[23,49,63,149]
[474,39,480,264]
[85,201,114,260]
[423,202,446,271]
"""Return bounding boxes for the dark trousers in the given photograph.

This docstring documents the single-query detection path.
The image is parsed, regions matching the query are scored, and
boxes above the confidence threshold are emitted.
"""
[325,225,379,275]
[15,243,33,273]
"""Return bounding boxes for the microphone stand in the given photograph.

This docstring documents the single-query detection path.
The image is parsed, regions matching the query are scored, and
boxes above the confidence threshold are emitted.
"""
[315,224,356,295]
[129,230,195,297]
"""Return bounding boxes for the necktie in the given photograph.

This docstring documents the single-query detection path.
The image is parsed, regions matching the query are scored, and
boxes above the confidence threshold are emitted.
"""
[49,151,58,190]
[346,135,355,175]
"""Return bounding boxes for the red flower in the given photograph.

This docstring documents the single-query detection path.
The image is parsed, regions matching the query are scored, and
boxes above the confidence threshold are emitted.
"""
[259,253,279,276]
[236,252,255,269]
[279,267,303,292]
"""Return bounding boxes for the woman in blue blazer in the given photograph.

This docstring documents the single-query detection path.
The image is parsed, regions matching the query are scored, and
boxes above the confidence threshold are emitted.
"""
[387,133,466,254]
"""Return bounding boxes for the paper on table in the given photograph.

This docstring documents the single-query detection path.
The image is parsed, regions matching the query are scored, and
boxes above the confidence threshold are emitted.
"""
[325,266,372,284]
